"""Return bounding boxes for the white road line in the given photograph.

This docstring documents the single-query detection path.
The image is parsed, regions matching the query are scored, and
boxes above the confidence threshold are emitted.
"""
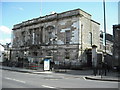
[10,71,44,76]
[42,85,56,88]
[83,77,87,80]
[45,79,58,80]
[5,77,26,83]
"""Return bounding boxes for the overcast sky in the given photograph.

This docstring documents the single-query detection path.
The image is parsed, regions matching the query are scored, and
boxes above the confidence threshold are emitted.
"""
[0,0,119,45]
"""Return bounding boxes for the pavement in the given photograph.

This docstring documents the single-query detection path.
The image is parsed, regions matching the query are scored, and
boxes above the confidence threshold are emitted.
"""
[56,69,120,82]
[0,65,119,82]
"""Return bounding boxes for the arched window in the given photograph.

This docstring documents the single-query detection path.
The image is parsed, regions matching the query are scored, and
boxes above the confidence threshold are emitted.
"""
[45,26,55,33]
[45,26,55,44]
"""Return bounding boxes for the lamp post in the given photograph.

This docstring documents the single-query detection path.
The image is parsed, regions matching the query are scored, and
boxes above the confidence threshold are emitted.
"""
[103,0,107,63]
[101,0,107,78]
[103,0,107,53]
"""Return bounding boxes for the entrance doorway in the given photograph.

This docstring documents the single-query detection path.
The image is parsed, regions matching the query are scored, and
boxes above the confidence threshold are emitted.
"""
[87,54,92,67]
[86,49,92,67]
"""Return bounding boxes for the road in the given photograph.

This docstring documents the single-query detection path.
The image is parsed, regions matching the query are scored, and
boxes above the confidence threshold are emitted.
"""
[1,69,118,89]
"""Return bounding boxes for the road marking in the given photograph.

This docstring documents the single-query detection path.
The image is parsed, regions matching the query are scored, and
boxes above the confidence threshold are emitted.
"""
[10,71,44,76]
[42,85,56,88]
[83,77,87,80]
[45,79,58,80]
[5,77,26,83]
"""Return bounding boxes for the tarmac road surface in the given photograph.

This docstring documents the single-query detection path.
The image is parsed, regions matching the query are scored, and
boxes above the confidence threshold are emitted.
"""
[1,69,119,89]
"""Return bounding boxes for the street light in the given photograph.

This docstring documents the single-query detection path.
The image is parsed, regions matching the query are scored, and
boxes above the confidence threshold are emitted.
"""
[101,0,107,79]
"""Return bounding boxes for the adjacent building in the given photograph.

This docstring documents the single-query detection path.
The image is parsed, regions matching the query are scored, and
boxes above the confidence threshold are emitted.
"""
[113,24,120,68]
[11,9,100,67]
[100,31,113,67]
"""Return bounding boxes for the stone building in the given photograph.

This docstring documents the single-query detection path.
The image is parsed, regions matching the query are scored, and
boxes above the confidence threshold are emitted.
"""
[113,24,120,68]
[11,9,100,67]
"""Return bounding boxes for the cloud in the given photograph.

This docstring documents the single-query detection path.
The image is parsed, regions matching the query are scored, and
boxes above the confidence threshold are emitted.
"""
[0,38,11,45]
[12,6,24,11]
[18,7,24,11]
[0,26,12,34]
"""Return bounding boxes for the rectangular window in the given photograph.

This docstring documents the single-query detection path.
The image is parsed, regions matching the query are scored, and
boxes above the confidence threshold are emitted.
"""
[65,30,71,44]
[65,51,70,59]
[29,30,32,45]
[89,32,92,46]
[40,27,43,44]
[32,32,35,44]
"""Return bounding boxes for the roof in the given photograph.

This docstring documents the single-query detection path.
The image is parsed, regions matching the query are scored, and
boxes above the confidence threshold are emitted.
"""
[91,19,100,25]
[100,32,113,42]
[113,24,120,29]
[12,8,93,30]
